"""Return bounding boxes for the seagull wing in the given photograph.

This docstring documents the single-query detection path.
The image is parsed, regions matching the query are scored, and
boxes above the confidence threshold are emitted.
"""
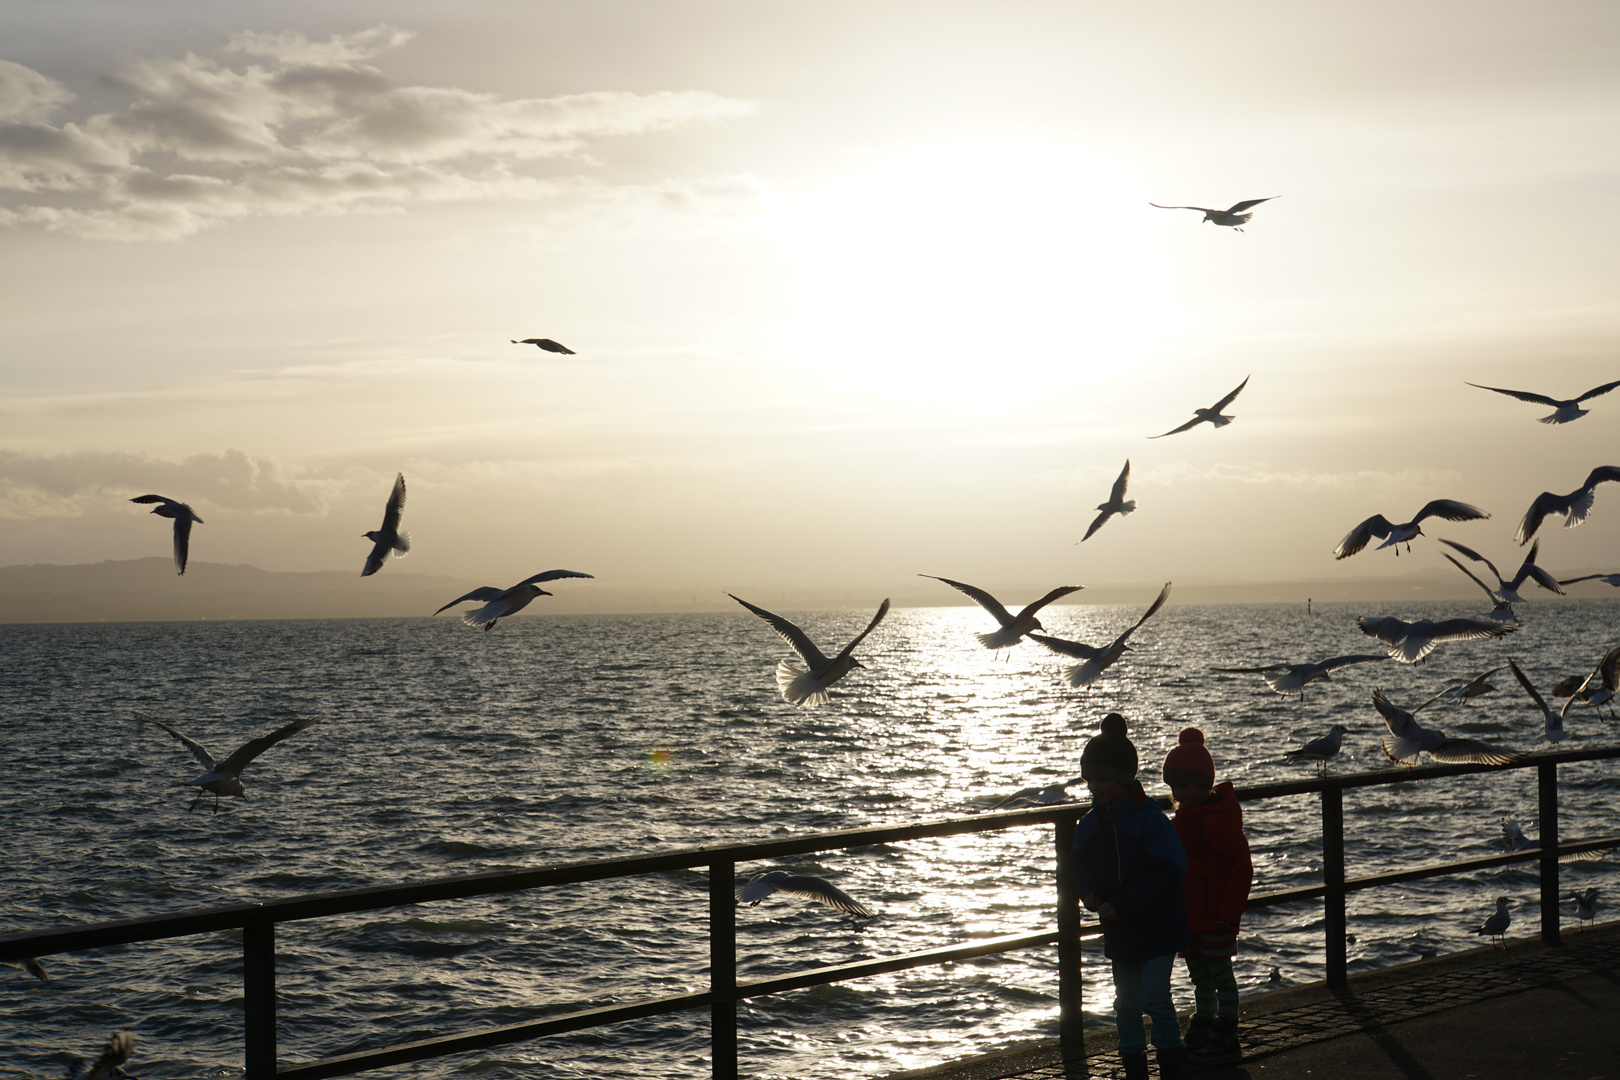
[1413,499,1490,526]
[1428,738,1521,765]
[1211,662,1289,673]
[512,569,595,588]
[1443,553,1503,603]
[1465,382,1560,407]
[433,587,506,616]
[216,714,323,776]
[1511,541,1565,595]
[1516,490,1569,545]
[920,575,1015,626]
[1318,653,1393,673]
[1149,203,1215,212]
[1438,538,1503,583]
[729,594,830,669]
[1108,460,1131,505]
[72,1030,134,1080]
[138,713,217,771]
[1336,516,1395,559]
[380,472,406,534]
[1372,688,1422,740]
[361,538,391,578]
[1147,415,1206,439]
[1357,615,1407,646]
[1425,618,1517,643]
[1121,581,1172,638]
[173,514,194,575]
[832,598,891,663]
[1509,658,1562,740]
[1015,585,1086,622]
[130,493,175,508]
[1226,197,1279,213]
[766,873,873,916]
[1210,374,1250,412]
[1081,507,1114,541]
[1574,378,1620,403]
[1029,633,1105,660]
[1558,574,1610,586]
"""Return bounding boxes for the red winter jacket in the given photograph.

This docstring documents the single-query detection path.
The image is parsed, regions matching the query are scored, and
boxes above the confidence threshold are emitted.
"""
[1171,781,1253,931]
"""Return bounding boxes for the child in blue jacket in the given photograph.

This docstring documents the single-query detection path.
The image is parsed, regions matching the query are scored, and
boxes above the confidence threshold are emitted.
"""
[1072,713,1190,1080]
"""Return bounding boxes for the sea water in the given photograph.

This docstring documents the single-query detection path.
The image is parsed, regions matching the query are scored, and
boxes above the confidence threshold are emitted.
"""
[2,599,1617,1078]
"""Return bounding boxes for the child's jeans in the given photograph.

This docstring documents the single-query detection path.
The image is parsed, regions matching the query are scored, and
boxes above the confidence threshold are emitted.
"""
[1111,953,1183,1053]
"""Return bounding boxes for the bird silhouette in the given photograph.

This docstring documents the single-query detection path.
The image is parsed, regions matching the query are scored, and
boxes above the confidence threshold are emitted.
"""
[1029,581,1170,688]
[1213,653,1389,700]
[1333,499,1489,559]
[140,712,322,813]
[1082,460,1135,541]
[1465,378,1620,424]
[1437,538,1563,603]
[1283,724,1351,776]
[730,594,890,706]
[1148,376,1250,438]
[130,494,203,575]
[511,338,575,354]
[65,1029,135,1080]
[1373,689,1519,767]
[360,472,410,577]
[737,871,872,917]
[920,576,1084,651]
[432,570,593,631]
[1357,615,1515,665]
[1515,466,1620,545]
[1150,196,1279,230]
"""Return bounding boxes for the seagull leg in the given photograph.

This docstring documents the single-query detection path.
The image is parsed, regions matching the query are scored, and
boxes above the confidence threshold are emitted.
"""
[213,793,221,814]
[187,792,202,812]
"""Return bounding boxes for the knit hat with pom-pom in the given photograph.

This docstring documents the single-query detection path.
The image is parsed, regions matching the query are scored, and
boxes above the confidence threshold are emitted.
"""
[1080,713,1138,784]
[1162,726,1216,786]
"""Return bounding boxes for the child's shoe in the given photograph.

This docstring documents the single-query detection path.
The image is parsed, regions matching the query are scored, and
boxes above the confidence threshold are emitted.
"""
[1182,1014,1214,1053]
[1154,1045,1187,1079]
[1120,1049,1151,1080]
[1187,1017,1241,1067]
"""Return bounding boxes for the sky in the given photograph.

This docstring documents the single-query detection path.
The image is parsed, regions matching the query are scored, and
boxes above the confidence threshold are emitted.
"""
[1,0,1618,606]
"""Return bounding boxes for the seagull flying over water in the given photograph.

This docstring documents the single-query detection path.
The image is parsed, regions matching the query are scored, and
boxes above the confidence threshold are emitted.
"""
[1150,196,1279,230]
[1501,818,1614,863]
[432,570,594,631]
[1212,653,1389,700]
[1558,645,1620,722]
[1439,666,1508,706]
[140,712,322,813]
[1516,466,1620,545]
[1465,378,1620,425]
[1440,554,1518,623]
[360,472,410,577]
[920,576,1084,651]
[1081,460,1135,541]
[991,774,1085,810]
[1333,500,1490,559]
[129,494,203,575]
[1357,615,1515,664]
[1148,376,1249,438]
[1474,896,1512,947]
[1283,724,1350,776]
[510,338,575,354]
[1438,538,1563,604]
[3,957,48,982]
[1373,689,1520,767]
[1507,658,1565,743]
[730,594,890,706]
[1029,582,1170,688]
[65,1029,135,1080]
[737,871,872,917]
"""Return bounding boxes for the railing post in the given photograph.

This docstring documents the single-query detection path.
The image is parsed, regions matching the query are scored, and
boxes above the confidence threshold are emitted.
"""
[1054,816,1085,1066]
[1538,760,1561,945]
[1321,786,1347,989]
[243,919,276,1079]
[711,860,738,1080]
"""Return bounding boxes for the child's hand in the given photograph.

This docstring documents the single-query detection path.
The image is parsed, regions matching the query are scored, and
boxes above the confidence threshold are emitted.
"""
[1097,902,1120,921]
[1081,891,1102,912]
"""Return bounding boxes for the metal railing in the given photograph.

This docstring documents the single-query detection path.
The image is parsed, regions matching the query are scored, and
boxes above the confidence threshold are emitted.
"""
[4,745,1618,1079]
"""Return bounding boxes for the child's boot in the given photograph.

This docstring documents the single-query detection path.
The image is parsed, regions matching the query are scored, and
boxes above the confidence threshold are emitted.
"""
[1155,1045,1187,1080]
[1120,1049,1150,1080]
[1182,1014,1214,1053]
[1188,1017,1241,1067]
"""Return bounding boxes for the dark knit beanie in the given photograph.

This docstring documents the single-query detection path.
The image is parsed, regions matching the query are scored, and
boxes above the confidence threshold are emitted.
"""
[1080,713,1138,784]
[1162,726,1215,786]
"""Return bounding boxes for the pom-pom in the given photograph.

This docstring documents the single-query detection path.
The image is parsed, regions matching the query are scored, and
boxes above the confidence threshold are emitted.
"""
[1100,713,1128,738]
[1178,727,1205,747]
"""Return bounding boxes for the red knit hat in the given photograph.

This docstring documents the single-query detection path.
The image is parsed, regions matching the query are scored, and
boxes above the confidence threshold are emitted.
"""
[1162,726,1215,783]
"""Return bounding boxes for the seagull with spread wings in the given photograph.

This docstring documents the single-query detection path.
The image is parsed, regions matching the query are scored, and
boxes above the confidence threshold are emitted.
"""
[1559,645,1620,722]
[1373,689,1520,767]
[1441,553,1518,623]
[1507,658,1566,743]
[1567,888,1601,930]
[1213,653,1389,700]
[1516,466,1620,545]
[360,472,410,577]
[65,1029,135,1080]
[1438,537,1563,604]
[730,595,890,706]
[1501,819,1614,864]
[1439,666,1508,705]
[511,337,575,354]
[1333,499,1490,559]
[921,576,1084,651]
[1358,615,1515,664]
[1283,724,1351,776]
[433,570,594,631]
[130,494,203,575]
[1465,377,1620,424]
[140,712,322,813]
[3,957,48,982]
[1028,582,1170,688]
[1081,460,1135,541]
[737,871,872,917]
[1150,196,1279,230]
[1148,376,1250,438]
[991,774,1085,810]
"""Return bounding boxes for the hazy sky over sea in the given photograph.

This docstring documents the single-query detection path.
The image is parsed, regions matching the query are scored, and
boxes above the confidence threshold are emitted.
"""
[1,0,1617,598]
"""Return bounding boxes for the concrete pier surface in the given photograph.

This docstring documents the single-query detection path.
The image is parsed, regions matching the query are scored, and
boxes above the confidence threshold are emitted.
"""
[885,920,1620,1080]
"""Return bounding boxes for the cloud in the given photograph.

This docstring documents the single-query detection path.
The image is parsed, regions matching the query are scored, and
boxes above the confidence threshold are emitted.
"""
[0,449,336,516]
[0,26,755,239]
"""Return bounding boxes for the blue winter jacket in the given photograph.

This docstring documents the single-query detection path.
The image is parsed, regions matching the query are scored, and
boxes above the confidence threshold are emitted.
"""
[1071,784,1191,962]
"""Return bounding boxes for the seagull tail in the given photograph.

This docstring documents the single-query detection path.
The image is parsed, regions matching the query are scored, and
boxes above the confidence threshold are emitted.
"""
[1119,500,1137,516]
[393,530,412,555]
[775,662,829,707]
[1064,662,1103,689]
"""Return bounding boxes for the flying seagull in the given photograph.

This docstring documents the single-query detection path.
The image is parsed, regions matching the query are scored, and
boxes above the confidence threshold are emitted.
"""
[1333,500,1490,559]
[1558,572,1620,588]
[1373,688,1519,767]
[1438,666,1509,706]
[65,1030,135,1080]
[1283,724,1350,776]
[1558,645,1620,722]
[432,569,593,631]
[1507,658,1565,743]
[737,871,872,917]
[1148,376,1250,439]
[1474,896,1512,948]
[1149,196,1279,230]
[1437,538,1563,604]
[1501,818,1615,863]
[991,774,1085,810]
[1028,582,1171,688]
[1357,614,1515,664]
[1440,554,1518,623]
[360,472,410,577]
[920,576,1084,650]
[1081,460,1135,541]
[1516,466,1620,545]
[511,338,575,354]
[139,712,322,813]
[729,594,890,706]
[1465,378,1620,425]
[129,494,203,575]
[3,957,48,982]
[1212,653,1389,700]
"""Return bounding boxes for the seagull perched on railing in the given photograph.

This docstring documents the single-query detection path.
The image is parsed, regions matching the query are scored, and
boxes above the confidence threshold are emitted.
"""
[511,337,575,354]
[65,1029,135,1080]
[140,712,322,813]
[1507,658,1565,743]
[1081,460,1135,541]
[737,871,872,917]
[1150,196,1279,230]
[1438,538,1563,604]
[1566,887,1600,930]
[920,576,1084,651]
[1516,465,1620,545]
[433,570,593,631]
[1213,653,1389,700]
[1148,376,1249,438]
[1474,896,1512,948]
[1465,377,1620,424]
[1333,499,1490,559]
[1357,615,1515,664]
[729,594,889,706]
[360,472,410,577]
[129,494,203,575]
[1029,582,1170,688]
[1441,554,1518,623]
[1373,689,1520,767]
[1558,572,1620,588]
[1283,724,1351,776]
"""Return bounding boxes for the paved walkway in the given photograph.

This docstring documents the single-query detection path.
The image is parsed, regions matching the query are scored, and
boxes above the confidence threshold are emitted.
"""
[886,921,1620,1080]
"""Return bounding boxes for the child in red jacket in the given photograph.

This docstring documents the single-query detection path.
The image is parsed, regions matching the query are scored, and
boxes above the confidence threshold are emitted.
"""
[1163,727,1253,1068]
